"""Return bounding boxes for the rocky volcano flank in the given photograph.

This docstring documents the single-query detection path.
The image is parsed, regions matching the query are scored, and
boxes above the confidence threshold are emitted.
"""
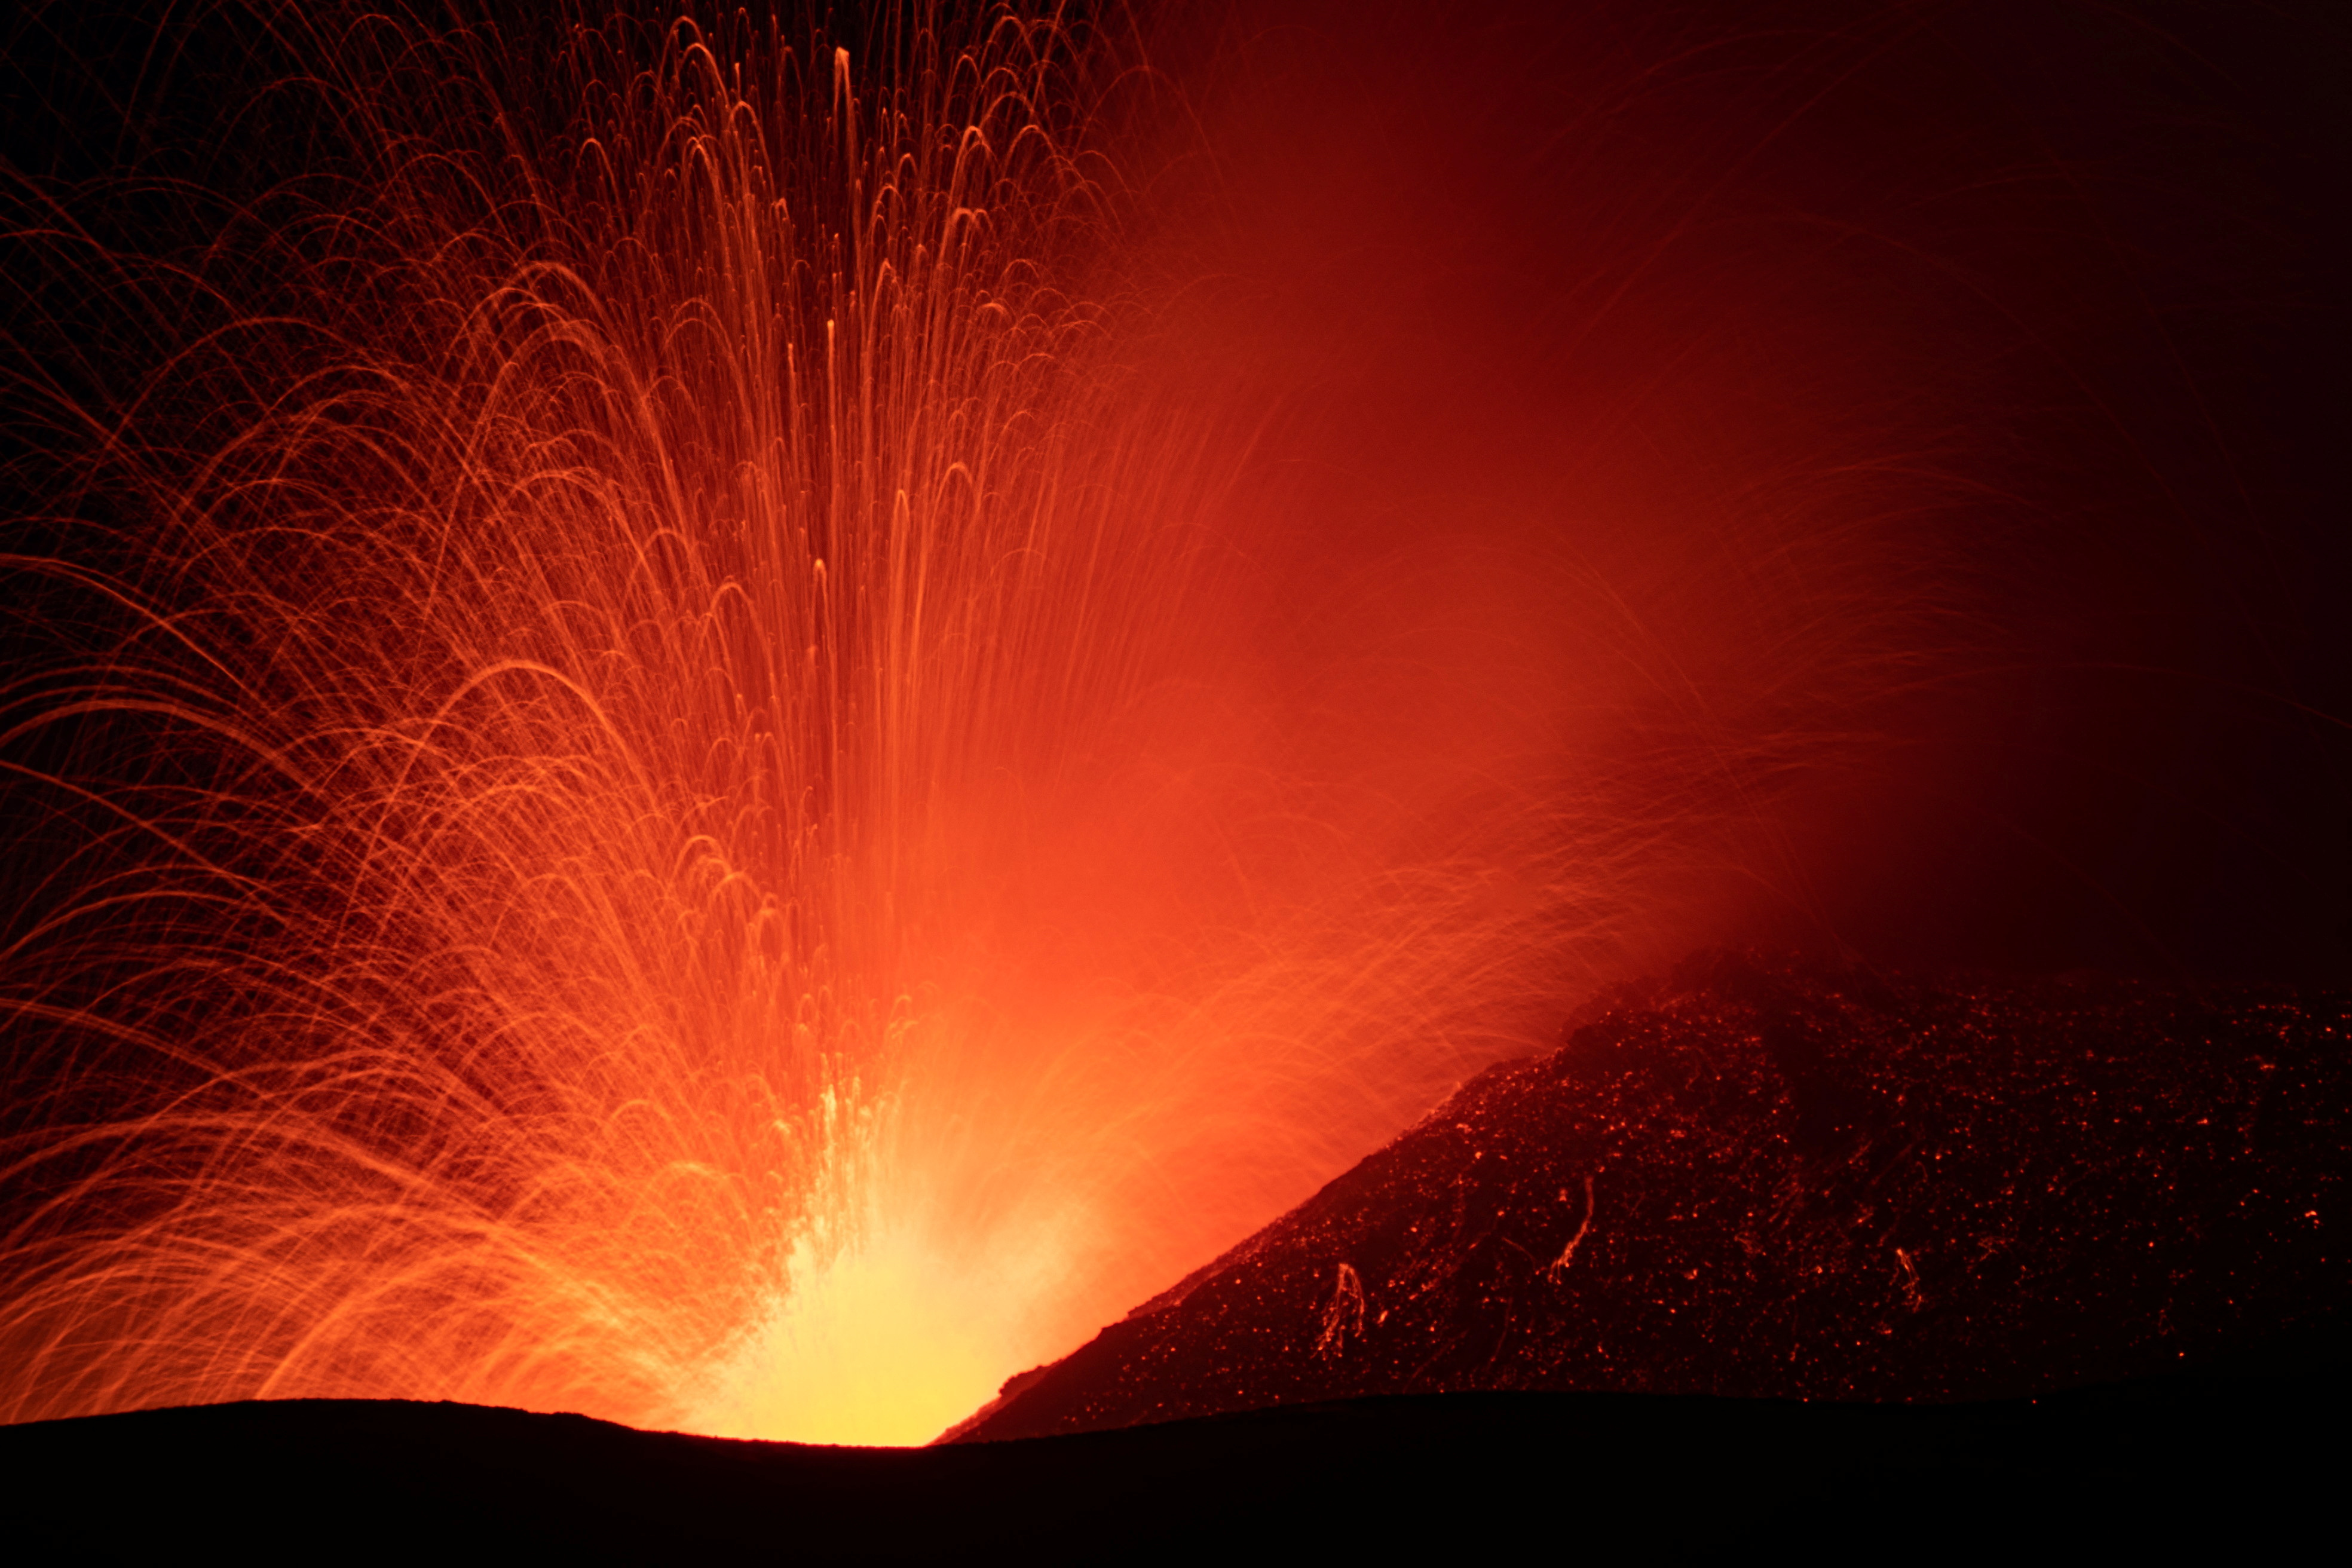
[950,953,2348,1441]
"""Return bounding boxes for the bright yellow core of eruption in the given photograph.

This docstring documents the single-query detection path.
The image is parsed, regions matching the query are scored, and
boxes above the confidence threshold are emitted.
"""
[690,1214,1070,1447]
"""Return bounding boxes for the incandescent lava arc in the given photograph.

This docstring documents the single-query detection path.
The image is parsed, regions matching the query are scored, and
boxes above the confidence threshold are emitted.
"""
[1,1,2342,1444]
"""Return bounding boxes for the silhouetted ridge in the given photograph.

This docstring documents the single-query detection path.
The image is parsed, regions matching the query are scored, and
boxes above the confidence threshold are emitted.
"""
[6,1376,2344,1559]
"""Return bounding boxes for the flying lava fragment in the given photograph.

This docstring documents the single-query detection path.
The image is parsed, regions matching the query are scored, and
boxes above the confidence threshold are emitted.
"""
[1,1,2340,1444]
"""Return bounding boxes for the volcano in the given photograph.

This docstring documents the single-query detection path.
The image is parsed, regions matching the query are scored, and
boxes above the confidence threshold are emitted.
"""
[7,954,2344,1559]
[950,952,2348,1440]
[2,0,2348,1546]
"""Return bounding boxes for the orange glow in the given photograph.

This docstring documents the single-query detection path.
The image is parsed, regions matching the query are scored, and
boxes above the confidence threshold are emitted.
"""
[2,1,2203,1444]
[0,6,1644,1441]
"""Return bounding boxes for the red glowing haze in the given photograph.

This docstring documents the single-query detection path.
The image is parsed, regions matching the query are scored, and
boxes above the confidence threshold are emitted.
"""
[0,1,2338,1442]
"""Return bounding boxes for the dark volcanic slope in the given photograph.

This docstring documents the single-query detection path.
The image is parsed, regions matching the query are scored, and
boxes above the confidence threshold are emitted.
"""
[956,953,2348,1441]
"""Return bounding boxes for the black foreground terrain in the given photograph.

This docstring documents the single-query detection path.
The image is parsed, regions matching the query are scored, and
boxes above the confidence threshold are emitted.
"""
[3,1369,2342,1561]
[956,954,2347,1440]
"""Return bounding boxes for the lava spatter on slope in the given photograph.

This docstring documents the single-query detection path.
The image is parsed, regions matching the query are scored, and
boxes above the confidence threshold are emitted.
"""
[951,953,2348,1440]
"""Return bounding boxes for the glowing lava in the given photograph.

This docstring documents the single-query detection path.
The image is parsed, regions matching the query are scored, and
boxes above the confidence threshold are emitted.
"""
[0,5,1643,1443]
[5,0,2237,1446]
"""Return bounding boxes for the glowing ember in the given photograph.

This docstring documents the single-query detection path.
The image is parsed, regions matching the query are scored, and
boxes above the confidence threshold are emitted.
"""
[1,2,2335,1446]
[0,4,1652,1443]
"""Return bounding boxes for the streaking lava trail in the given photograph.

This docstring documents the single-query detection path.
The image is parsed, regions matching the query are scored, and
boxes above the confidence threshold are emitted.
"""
[0,2,2336,1442]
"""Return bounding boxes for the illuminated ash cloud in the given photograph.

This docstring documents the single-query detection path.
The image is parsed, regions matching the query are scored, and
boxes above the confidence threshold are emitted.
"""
[953,953,2348,1439]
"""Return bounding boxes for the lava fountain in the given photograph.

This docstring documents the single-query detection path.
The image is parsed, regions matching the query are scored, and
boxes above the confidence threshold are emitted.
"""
[5,0,2296,1444]
[0,2,1639,1443]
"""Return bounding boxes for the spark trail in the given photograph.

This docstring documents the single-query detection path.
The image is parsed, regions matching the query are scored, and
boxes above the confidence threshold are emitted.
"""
[0,3,1672,1443]
[0,0,2187,1444]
